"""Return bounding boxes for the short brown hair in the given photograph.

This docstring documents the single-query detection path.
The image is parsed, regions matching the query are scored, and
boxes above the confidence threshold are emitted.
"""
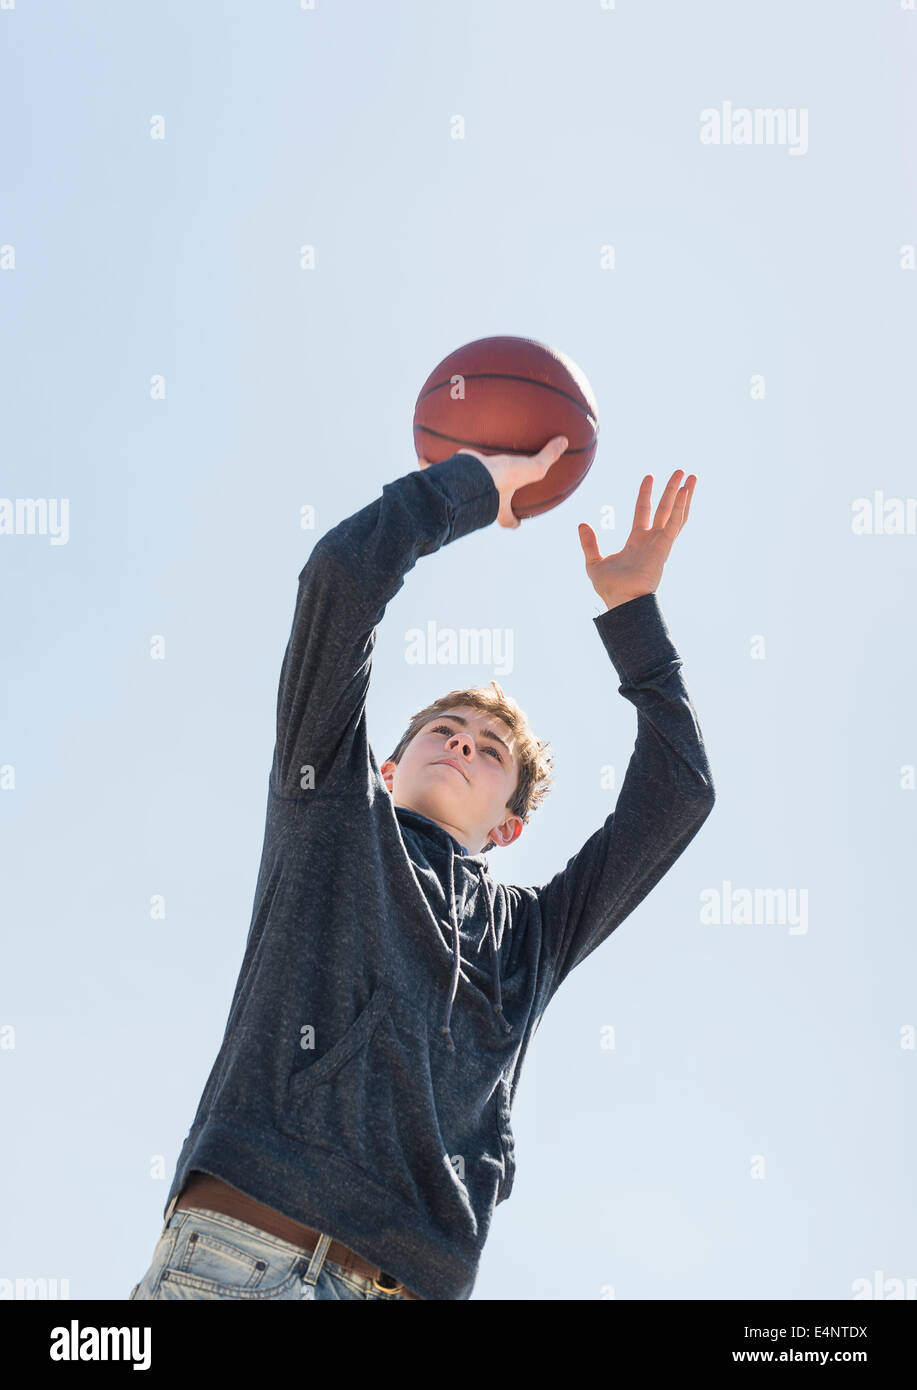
[386,681,554,852]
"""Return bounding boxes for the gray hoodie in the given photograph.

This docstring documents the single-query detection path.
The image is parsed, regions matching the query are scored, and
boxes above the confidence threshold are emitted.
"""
[163,452,715,1300]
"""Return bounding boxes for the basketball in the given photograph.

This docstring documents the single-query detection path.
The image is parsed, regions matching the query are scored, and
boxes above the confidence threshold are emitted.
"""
[412,335,599,520]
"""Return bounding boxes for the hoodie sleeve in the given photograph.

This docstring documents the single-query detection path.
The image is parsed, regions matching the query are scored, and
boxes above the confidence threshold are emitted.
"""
[532,592,715,1003]
[270,453,499,800]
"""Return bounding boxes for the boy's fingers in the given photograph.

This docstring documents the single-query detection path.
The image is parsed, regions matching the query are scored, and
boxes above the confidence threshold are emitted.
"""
[521,435,567,485]
[652,469,686,529]
[578,522,602,564]
[682,476,696,525]
[632,474,654,531]
[666,476,696,532]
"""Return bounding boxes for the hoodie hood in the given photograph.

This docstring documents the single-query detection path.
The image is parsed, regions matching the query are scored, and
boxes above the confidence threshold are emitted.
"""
[394,806,514,1054]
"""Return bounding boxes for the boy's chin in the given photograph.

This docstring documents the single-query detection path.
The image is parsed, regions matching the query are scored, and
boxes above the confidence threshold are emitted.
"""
[408,786,465,820]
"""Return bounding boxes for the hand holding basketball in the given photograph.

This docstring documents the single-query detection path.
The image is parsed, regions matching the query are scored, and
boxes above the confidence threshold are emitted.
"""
[419,437,569,530]
[578,470,697,609]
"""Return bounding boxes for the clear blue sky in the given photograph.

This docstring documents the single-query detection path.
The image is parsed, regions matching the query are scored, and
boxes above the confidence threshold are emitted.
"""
[2,0,915,1300]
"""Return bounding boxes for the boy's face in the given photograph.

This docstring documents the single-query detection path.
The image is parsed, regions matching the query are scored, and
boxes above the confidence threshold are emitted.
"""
[380,706,524,854]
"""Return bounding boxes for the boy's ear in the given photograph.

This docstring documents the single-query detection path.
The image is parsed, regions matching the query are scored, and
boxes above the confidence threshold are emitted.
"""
[488,814,524,849]
[380,759,396,793]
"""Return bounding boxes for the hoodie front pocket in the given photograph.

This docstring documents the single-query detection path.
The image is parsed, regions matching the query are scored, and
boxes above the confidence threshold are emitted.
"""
[283,984,395,1104]
[278,985,442,1207]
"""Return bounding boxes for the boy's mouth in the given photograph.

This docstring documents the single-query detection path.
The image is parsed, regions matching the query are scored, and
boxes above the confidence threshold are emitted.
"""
[433,759,468,782]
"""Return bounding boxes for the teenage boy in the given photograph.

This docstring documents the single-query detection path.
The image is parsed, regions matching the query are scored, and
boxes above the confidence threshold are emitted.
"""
[129,438,714,1301]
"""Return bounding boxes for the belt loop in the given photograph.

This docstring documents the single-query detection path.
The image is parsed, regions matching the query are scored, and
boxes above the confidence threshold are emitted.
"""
[301,1231,332,1288]
[160,1194,179,1236]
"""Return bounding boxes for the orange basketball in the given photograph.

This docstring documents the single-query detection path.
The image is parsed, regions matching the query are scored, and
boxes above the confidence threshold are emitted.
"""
[412,335,599,520]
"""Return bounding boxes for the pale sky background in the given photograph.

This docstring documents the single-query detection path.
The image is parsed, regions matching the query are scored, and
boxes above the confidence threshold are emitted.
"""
[2,0,916,1301]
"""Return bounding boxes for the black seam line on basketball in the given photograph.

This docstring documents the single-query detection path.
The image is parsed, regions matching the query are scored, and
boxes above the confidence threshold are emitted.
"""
[511,466,596,514]
[415,425,592,454]
[416,373,598,416]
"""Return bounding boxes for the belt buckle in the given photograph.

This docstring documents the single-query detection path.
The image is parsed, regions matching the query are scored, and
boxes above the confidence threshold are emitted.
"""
[372,1271,404,1295]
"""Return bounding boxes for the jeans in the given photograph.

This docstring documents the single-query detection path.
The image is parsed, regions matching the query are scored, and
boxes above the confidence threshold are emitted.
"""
[128,1203,418,1301]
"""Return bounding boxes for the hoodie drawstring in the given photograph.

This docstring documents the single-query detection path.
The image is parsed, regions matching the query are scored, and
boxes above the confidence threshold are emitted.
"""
[439,839,513,1054]
[439,840,461,1054]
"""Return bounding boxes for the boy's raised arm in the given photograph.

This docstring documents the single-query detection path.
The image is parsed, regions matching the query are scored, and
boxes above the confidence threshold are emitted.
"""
[530,468,714,1002]
[269,435,569,801]
[270,454,498,800]
[533,591,715,1003]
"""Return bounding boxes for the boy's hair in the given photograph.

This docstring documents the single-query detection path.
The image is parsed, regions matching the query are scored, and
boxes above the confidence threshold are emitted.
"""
[386,681,555,852]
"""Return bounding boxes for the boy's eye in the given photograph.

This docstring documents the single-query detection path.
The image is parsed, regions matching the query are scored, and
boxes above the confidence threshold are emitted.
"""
[431,724,503,762]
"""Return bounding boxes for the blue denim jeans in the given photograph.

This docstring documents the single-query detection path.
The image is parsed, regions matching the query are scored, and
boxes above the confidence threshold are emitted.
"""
[129,1201,418,1301]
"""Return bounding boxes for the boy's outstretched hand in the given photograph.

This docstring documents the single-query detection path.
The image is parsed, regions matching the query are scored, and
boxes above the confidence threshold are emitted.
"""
[578,470,697,610]
[418,436,570,530]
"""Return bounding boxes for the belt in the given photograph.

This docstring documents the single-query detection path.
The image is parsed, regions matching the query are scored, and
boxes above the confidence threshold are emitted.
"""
[174,1172,423,1300]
